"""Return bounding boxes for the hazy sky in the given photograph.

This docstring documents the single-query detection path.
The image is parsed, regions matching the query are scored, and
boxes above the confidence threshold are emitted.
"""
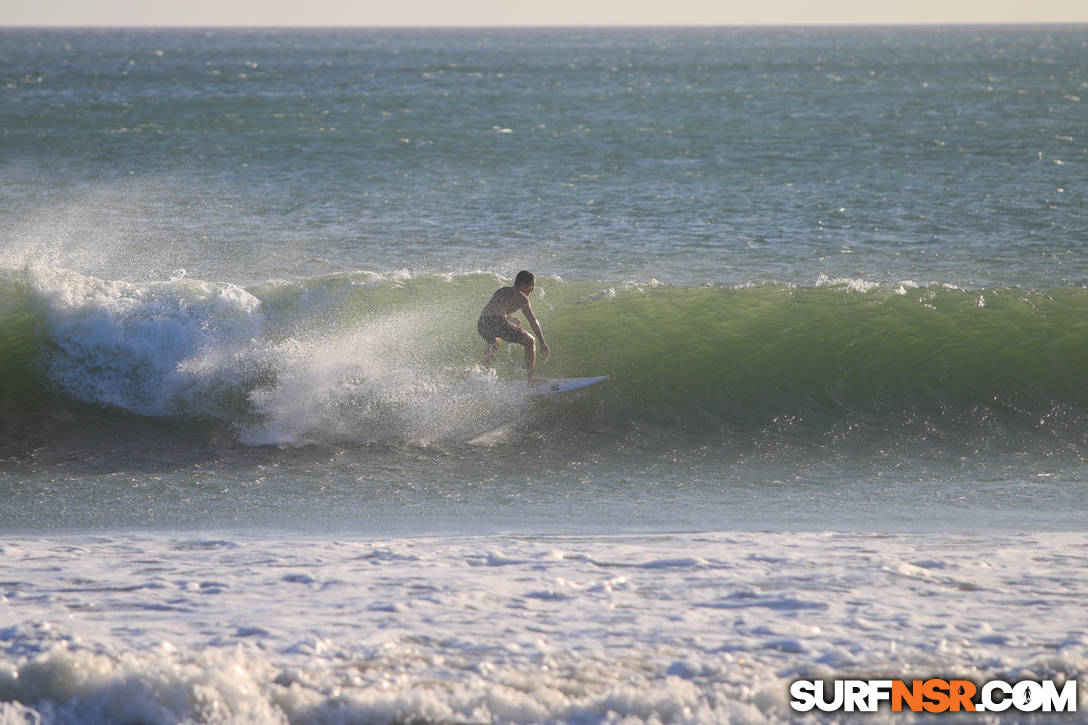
[4,0,1087,27]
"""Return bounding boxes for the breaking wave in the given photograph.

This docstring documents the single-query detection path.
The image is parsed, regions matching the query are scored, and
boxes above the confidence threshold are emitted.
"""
[3,264,1087,452]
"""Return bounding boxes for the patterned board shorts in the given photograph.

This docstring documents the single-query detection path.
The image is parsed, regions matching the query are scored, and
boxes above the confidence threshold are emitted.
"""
[478,315,530,344]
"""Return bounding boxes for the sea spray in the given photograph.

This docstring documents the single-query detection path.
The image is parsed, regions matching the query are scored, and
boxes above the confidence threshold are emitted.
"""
[239,315,525,447]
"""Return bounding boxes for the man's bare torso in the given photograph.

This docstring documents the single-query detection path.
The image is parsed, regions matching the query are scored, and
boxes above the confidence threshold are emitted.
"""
[480,286,529,318]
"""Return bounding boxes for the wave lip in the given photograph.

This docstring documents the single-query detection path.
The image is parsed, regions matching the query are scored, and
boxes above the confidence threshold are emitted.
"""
[20,266,264,418]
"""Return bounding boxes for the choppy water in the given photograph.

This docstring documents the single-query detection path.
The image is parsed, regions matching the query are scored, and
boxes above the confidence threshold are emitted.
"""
[2,26,1086,288]
[2,26,1087,723]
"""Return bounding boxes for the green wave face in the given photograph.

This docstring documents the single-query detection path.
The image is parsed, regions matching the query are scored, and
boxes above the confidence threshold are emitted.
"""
[556,281,1088,412]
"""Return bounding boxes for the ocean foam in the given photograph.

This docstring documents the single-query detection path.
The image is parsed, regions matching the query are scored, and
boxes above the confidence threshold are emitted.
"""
[24,266,263,417]
[1,532,1086,723]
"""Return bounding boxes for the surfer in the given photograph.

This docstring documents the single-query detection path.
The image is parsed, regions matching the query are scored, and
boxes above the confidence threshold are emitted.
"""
[478,270,551,382]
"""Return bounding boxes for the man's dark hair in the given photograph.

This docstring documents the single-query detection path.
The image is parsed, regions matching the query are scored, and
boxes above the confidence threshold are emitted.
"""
[514,270,534,288]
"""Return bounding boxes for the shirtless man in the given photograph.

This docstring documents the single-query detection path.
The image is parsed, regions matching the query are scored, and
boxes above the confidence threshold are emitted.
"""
[477,270,551,381]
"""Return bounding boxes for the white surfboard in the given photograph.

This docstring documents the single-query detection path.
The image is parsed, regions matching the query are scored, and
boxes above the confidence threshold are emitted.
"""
[518,376,609,396]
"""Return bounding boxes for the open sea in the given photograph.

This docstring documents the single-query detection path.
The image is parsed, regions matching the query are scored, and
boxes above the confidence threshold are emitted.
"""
[2,25,1087,723]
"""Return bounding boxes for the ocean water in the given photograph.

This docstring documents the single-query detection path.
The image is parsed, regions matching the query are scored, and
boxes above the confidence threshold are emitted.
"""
[1,26,1087,723]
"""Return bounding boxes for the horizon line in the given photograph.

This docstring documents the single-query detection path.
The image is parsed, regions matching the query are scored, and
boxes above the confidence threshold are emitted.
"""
[3,20,1087,29]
